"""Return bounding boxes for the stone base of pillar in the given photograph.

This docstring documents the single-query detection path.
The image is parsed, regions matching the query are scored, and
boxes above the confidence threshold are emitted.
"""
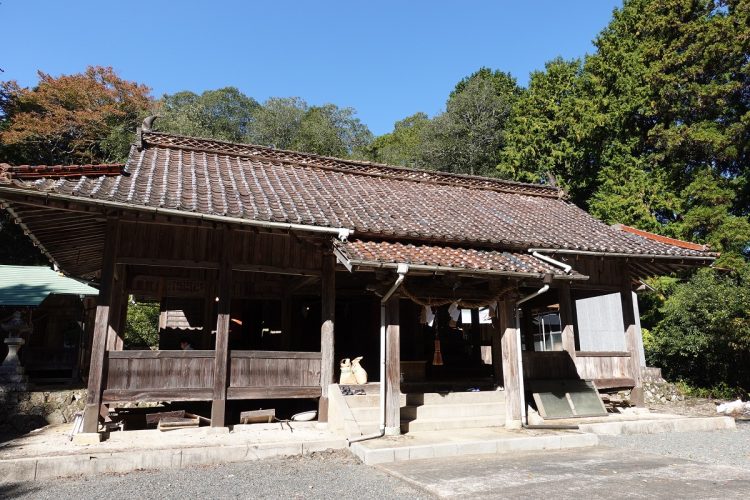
[72,432,103,445]
[384,426,401,436]
[630,386,645,407]
[505,419,522,430]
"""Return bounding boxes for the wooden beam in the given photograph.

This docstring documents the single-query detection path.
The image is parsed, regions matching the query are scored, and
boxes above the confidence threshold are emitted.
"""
[232,263,320,276]
[557,282,577,360]
[210,228,233,427]
[82,217,120,434]
[227,386,322,400]
[102,388,212,403]
[318,253,335,423]
[116,257,220,269]
[385,297,401,435]
[499,298,522,428]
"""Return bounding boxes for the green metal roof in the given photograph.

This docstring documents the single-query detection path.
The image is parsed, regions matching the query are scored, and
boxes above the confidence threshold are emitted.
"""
[0,265,98,306]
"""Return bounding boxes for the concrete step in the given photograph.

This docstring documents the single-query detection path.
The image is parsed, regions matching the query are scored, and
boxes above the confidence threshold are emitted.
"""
[351,407,381,422]
[401,415,505,433]
[344,394,406,408]
[350,432,599,465]
[405,390,505,406]
[401,402,505,420]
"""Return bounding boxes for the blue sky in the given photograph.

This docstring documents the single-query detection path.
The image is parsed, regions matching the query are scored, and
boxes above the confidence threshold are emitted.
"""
[3,1,622,135]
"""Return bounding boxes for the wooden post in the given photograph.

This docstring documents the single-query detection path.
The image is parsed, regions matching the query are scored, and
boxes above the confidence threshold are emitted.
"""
[280,291,292,351]
[211,228,233,427]
[385,297,401,435]
[499,298,522,428]
[318,254,335,422]
[82,218,120,434]
[621,276,644,406]
[491,303,503,384]
[558,283,577,359]
[106,264,126,351]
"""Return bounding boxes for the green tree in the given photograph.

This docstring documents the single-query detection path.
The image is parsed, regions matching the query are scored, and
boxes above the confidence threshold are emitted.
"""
[498,58,601,200]
[156,87,259,142]
[124,299,160,350]
[251,98,373,157]
[293,104,372,157]
[364,113,430,167]
[647,268,750,393]
[583,0,750,254]
[421,68,520,176]
[251,97,307,149]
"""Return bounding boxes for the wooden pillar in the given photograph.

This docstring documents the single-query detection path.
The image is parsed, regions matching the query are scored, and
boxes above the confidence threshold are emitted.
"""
[385,297,401,435]
[318,254,335,422]
[211,229,233,427]
[82,218,120,434]
[621,276,644,406]
[491,304,503,384]
[280,291,292,351]
[558,282,577,359]
[106,264,126,351]
[499,298,522,428]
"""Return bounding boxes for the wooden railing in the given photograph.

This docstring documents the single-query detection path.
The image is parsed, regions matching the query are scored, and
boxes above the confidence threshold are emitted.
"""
[573,352,633,389]
[102,350,321,403]
[103,350,215,402]
[522,350,634,389]
[522,351,578,380]
[228,350,322,399]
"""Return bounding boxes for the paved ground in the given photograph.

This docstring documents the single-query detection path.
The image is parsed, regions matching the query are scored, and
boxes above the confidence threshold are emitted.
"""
[378,446,750,499]
[599,420,750,467]
[377,423,750,499]
[0,450,429,500]
[3,423,749,498]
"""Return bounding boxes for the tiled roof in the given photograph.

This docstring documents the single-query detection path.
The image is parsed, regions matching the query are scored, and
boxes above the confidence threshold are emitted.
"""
[0,265,98,306]
[0,163,124,180]
[335,239,587,279]
[0,131,715,258]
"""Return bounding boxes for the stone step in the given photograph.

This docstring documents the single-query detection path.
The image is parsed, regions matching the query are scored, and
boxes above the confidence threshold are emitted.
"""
[351,406,381,423]
[344,393,406,408]
[405,390,505,406]
[401,415,505,433]
[401,402,505,420]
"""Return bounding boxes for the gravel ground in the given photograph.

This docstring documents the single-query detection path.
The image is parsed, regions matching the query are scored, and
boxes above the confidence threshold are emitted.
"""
[599,420,750,467]
[0,450,432,500]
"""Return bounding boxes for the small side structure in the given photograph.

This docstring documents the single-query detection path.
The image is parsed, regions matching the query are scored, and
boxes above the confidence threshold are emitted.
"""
[0,128,716,436]
[0,265,98,385]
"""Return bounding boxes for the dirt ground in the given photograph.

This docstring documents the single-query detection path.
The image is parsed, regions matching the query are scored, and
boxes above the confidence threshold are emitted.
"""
[646,396,721,417]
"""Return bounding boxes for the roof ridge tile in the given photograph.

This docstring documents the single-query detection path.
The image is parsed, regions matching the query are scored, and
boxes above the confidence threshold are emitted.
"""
[142,131,564,199]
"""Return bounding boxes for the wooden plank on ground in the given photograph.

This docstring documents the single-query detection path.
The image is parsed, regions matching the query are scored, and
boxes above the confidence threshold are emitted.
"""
[239,409,276,424]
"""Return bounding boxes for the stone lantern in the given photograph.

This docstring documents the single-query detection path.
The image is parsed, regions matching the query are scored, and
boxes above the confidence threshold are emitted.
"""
[0,310,30,389]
